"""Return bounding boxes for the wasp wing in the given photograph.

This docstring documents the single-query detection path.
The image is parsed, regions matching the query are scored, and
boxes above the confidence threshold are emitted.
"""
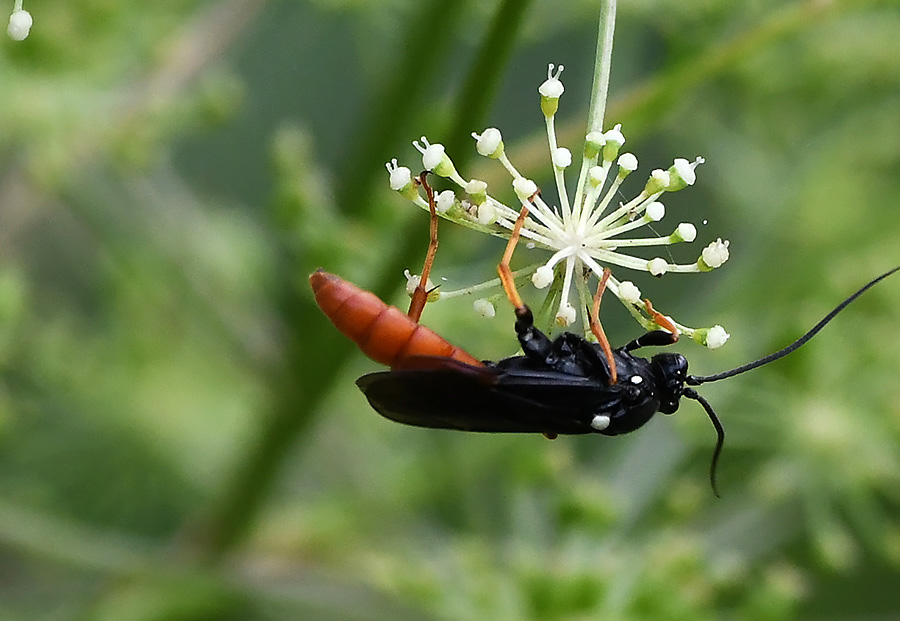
[356,356,623,434]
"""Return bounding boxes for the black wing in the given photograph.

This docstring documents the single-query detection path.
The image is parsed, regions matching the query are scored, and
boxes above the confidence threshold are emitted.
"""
[356,356,627,435]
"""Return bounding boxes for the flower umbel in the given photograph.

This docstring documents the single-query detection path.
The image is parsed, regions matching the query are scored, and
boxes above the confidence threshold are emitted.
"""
[388,63,730,348]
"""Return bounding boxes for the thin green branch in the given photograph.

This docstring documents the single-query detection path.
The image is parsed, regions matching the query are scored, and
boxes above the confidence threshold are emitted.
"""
[587,0,616,135]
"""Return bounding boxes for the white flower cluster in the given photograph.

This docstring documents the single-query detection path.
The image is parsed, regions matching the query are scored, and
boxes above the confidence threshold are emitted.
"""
[386,63,730,349]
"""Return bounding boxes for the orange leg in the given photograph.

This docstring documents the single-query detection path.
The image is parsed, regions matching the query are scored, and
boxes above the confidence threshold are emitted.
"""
[407,172,440,322]
[497,206,530,313]
[644,298,679,341]
[589,268,618,385]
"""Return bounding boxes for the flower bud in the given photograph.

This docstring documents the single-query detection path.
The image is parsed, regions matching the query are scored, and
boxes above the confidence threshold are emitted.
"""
[672,222,697,242]
[698,238,730,271]
[617,281,641,304]
[465,179,488,205]
[617,153,638,176]
[693,325,730,349]
[552,147,572,169]
[539,63,565,117]
[532,265,554,289]
[473,128,504,158]
[513,178,538,202]
[647,257,668,276]
[473,298,495,318]
[588,166,605,188]
[644,169,670,195]
[413,137,457,178]
[645,202,665,222]
[385,159,419,201]
[666,156,705,192]
[434,190,455,214]
[583,131,605,159]
[7,9,32,41]
[404,270,440,302]
[601,124,625,162]
[556,303,576,326]
[476,202,496,225]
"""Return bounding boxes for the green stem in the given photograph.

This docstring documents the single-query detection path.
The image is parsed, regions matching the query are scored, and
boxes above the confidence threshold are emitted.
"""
[587,0,616,135]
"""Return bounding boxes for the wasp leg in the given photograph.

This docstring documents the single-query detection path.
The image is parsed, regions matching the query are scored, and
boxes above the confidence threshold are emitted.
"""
[589,268,618,385]
[407,171,440,323]
[644,299,679,338]
[622,299,680,351]
[497,205,529,314]
[497,202,554,362]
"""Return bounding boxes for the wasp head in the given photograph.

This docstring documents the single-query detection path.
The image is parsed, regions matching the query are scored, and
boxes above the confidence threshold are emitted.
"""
[650,352,688,414]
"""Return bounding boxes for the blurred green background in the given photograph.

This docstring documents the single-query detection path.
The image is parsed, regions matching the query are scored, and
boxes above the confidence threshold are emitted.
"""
[1,0,899,619]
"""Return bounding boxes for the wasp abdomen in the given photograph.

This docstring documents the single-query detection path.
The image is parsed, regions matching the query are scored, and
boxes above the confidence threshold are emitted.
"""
[310,270,482,368]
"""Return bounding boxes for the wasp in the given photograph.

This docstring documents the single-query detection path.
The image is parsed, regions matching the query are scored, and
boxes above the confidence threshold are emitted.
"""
[311,173,898,495]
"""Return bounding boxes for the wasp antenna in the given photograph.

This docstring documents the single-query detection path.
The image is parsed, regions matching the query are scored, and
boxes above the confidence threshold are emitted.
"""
[687,265,900,386]
[684,388,724,498]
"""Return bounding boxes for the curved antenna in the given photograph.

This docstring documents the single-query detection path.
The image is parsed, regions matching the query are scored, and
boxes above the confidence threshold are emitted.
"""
[688,266,900,386]
[684,388,724,497]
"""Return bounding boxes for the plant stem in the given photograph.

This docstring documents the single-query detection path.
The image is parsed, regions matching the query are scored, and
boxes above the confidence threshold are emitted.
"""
[587,0,616,135]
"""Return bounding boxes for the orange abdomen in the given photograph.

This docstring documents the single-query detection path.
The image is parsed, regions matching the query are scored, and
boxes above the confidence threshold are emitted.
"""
[309,270,483,368]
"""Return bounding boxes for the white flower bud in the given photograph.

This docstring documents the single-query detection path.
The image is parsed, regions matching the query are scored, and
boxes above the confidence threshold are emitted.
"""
[539,63,565,117]
[602,125,625,148]
[645,169,670,194]
[473,128,503,158]
[434,190,455,213]
[513,178,538,201]
[552,147,572,169]
[667,156,705,191]
[413,137,456,177]
[617,153,638,172]
[476,202,496,225]
[647,257,668,276]
[675,222,697,242]
[8,9,32,41]
[705,325,730,349]
[618,281,641,304]
[532,265,554,289]
[556,303,576,326]
[584,131,605,158]
[473,298,495,318]
[699,238,730,270]
[538,63,565,98]
[645,201,665,222]
[588,166,605,187]
[404,270,439,302]
[415,138,444,170]
[386,159,412,191]
[602,124,625,162]
[465,179,488,204]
